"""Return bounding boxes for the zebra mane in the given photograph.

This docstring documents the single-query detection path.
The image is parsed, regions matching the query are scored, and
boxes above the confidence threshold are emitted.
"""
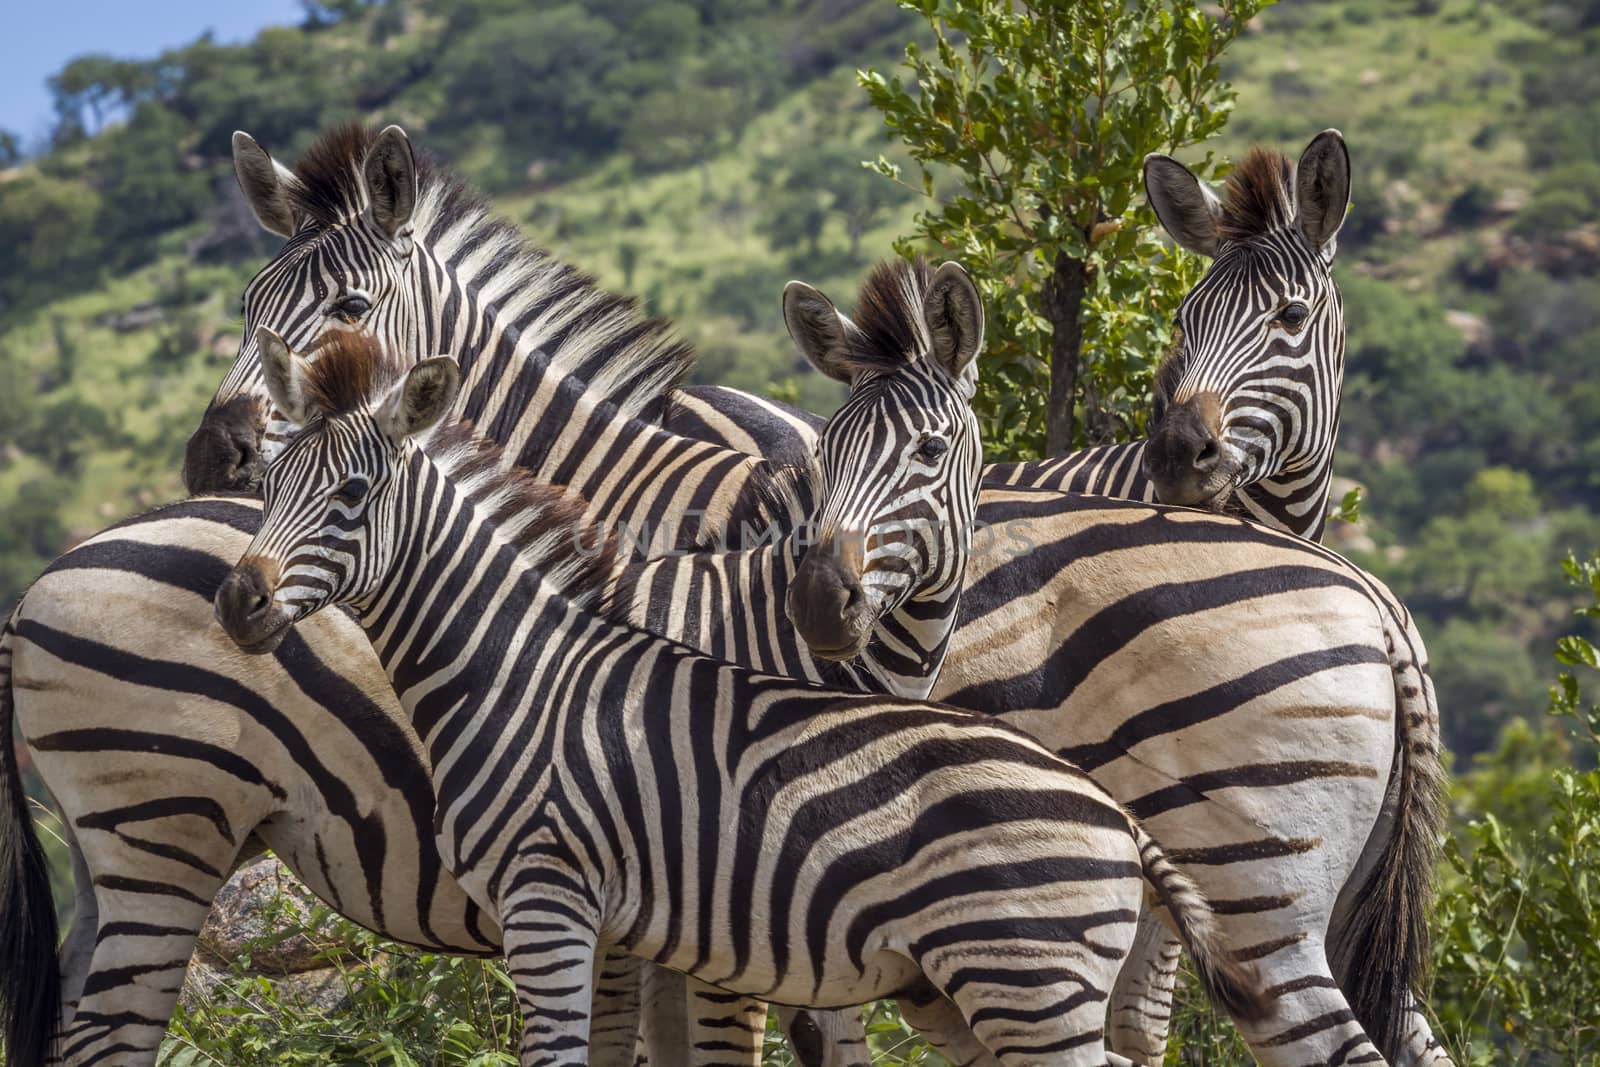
[835,257,936,377]
[1216,147,1297,244]
[700,456,819,551]
[422,423,621,618]
[285,122,694,422]
[298,332,620,616]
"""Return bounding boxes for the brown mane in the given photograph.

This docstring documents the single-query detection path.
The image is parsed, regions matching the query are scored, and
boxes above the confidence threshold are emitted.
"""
[266,121,693,421]
[301,330,389,416]
[1216,147,1297,243]
[288,122,439,227]
[293,331,620,615]
[837,257,934,377]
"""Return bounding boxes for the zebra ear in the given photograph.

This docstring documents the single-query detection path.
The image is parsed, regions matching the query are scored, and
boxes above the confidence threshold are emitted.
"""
[362,125,417,246]
[232,131,301,238]
[1294,129,1351,264]
[922,261,984,394]
[1144,154,1223,258]
[378,357,460,440]
[257,326,312,425]
[784,281,856,384]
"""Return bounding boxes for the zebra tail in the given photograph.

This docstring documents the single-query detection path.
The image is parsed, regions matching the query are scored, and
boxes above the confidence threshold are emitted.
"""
[1331,602,1447,1063]
[0,607,62,1067]
[1134,822,1271,1024]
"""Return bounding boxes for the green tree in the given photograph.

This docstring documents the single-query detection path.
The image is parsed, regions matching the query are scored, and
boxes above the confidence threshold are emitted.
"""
[0,128,22,167]
[862,0,1271,457]
[0,173,104,312]
[623,84,742,174]
[48,53,160,137]
[14,396,124,477]
[438,5,625,165]
[758,144,911,262]
[1403,468,1549,614]
[92,102,211,259]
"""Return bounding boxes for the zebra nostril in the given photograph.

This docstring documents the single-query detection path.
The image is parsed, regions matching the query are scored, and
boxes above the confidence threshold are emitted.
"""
[248,593,271,618]
[1193,437,1220,472]
[843,582,864,612]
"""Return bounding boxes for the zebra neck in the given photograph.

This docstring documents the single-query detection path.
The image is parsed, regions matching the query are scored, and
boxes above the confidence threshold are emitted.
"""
[607,537,957,702]
[416,248,782,549]
[352,459,602,763]
[986,440,1155,501]
[855,581,960,702]
[448,319,778,545]
[1236,463,1333,541]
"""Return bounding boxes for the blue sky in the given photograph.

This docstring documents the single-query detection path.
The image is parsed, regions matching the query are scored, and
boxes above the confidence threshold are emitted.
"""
[1,0,304,146]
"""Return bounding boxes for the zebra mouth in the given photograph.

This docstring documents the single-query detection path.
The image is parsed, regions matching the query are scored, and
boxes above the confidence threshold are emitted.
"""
[214,565,295,655]
[1151,459,1239,512]
[232,618,291,655]
[806,638,867,662]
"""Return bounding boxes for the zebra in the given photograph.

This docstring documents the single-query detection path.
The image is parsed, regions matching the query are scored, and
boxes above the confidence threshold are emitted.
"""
[618,260,985,705]
[188,123,781,554]
[210,329,1268,1066]
[7,128,1447,1062]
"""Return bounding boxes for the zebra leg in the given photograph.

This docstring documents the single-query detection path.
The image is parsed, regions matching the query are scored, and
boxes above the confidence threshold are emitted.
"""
[1230,939,1386,1067]
[921,941,1129,1067]
[498,894,600,1067]
[590,950,642,1067]
[636,963,688,1065]
[36,767,255,1065]
[57,813,99,1019]
[896,980,1147,1067]
[54,861,230,1066]
[1105,916,1181,1062]
[683,978,763,1066]
[895,982,1000,1067]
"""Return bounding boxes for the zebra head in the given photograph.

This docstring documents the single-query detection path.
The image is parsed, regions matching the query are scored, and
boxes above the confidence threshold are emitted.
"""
[215,329,459,654]
[781,260,985,663]
[185,124,427,495]
[1141,130,1351,531]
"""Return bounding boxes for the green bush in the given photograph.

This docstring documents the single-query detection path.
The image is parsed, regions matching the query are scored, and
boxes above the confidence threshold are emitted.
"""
[1512,189,1594,239]
[1430,556,1600,1064]
[162,896,522,1067]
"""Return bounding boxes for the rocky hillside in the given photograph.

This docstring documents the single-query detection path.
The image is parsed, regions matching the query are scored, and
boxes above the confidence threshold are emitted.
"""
[2,0,1599,758]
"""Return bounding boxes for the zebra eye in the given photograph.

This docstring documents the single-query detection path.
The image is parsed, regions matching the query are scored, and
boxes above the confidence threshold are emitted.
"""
[333,294,372,320]
[918,436,949,461]
[332,478,368,506]
[1276,301,1310,329]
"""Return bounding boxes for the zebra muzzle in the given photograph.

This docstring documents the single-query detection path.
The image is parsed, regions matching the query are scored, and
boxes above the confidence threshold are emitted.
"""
[183,393,269,495]
[215,559,292,655]
[787,542,874,661]
[1144,394,1236,509]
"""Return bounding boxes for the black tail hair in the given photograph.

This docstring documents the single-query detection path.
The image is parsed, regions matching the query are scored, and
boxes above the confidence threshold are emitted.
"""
[0,609,62,1067]
[1330,603,1447,1061]
[1136,823,1273,1025]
